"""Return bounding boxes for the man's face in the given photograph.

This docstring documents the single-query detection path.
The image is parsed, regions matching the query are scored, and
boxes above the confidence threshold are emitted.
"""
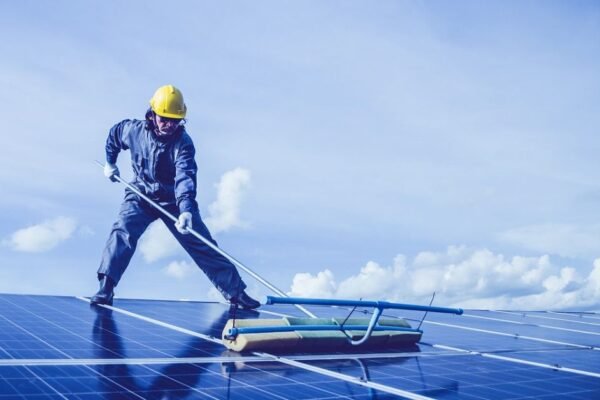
[154,114,182,136]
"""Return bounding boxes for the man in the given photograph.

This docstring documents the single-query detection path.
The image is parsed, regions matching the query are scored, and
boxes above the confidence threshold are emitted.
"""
[90,85,260,310]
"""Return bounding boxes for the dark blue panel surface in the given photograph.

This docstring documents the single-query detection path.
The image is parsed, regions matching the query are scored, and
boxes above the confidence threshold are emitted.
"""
[0,294,227,360]
[498,348,600,374]
[306,353,600,399]
[0,362,397,399]
[1,293,599,399]
[427,312,599,349]
[112,298,243,340]
[466,310,600,331]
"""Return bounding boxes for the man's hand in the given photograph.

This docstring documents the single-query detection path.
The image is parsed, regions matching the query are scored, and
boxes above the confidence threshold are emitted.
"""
[103,163,120,182]
[175,212,193,234]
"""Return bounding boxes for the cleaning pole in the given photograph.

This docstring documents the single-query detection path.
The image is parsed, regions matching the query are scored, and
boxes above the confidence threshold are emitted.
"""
[95,160,317,318]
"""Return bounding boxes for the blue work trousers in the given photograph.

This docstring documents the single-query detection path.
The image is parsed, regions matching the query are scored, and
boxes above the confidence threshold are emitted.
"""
[97,192,247,300]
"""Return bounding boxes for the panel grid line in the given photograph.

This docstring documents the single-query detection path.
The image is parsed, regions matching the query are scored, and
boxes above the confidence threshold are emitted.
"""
[429,343,600,378]
[421,319,599,350]
[491,310,600,327]
[462,313,600,336]
[0,351,470,367]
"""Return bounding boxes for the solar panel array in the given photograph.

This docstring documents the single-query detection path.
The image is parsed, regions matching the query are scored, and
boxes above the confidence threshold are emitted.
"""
[0,293,598,399]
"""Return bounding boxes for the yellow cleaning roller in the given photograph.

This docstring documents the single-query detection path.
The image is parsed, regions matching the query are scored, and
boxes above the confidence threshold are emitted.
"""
[222,296,462,353]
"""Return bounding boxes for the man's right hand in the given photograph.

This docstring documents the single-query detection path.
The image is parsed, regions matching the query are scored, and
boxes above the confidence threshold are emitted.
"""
[175,212,193,234]
[103,163,120,182]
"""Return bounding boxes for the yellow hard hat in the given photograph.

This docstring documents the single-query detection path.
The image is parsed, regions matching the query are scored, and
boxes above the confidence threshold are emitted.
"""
[149,85,187,119]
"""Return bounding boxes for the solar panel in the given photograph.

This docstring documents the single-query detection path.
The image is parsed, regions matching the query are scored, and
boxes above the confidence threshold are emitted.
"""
[0,294,598,399]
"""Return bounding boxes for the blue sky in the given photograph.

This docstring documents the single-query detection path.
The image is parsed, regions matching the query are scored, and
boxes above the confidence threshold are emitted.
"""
[1,1,599,310]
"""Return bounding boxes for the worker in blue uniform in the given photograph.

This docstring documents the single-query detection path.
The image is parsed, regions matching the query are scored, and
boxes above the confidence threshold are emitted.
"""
[91,85,260,310]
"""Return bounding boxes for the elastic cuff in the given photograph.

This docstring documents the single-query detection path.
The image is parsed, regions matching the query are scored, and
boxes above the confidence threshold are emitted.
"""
[178,198,196,214]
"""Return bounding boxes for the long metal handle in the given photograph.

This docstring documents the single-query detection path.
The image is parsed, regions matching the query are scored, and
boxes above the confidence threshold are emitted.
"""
[267,296,463,315]
[95,160,317,318]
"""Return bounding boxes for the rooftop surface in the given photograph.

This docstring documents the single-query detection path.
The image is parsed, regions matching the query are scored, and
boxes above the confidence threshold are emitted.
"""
[0,293,598,399]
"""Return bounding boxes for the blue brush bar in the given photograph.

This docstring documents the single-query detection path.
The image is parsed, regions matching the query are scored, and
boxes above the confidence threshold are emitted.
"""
[227,324,422,338]
[266,296,464,315]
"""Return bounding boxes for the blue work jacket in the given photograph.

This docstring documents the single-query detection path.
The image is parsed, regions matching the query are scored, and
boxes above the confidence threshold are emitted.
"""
[105,119,198,213]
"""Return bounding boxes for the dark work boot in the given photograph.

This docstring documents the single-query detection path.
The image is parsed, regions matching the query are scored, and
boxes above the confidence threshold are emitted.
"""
[90,275,115,306]
[230,291,260,310]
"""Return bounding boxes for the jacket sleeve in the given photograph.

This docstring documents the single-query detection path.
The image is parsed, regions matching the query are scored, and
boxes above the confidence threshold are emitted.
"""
[105,120,132,164]
[174,135,199,214]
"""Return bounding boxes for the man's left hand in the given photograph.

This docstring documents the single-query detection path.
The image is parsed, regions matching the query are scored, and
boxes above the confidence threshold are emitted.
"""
[175,212,193,234]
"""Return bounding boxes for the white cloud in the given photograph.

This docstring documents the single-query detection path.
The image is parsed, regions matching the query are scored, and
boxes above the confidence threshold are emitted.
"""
[498,224,600,258]
[3,217,77,252]
[138,167,251,263]
[289,269,337,298]
[139,221,181,263]
[205,168,251,233]
[289,246,600,311]
[163,260,194,279]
